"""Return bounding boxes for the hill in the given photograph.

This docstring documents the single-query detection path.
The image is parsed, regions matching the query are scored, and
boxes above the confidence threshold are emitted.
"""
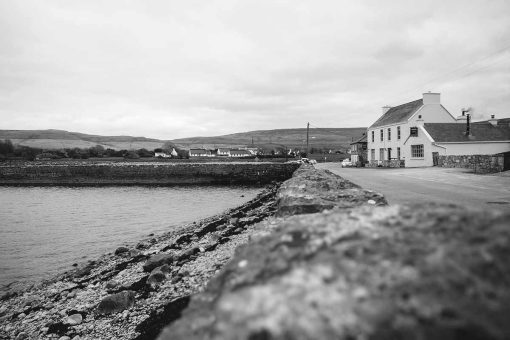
[171,128,367,152]
[0,127,367,152]
[0,129,168,151]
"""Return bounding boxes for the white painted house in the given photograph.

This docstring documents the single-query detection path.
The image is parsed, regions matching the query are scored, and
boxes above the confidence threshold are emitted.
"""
[367,93,457,167]
[367,93,510,167]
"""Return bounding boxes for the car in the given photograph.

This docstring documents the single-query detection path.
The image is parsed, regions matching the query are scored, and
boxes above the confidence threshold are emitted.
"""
[341,158,353,167]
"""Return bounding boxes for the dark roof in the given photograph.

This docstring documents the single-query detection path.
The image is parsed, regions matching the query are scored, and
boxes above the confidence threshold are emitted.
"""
[424,122,510,142]
[350,134,367,145]
[230,150,251,154]
[369,99,423,128]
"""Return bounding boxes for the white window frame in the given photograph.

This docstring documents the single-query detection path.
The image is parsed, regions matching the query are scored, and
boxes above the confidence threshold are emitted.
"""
[411,144,424,158]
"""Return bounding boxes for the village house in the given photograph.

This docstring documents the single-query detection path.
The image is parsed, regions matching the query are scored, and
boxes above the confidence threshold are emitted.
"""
[189,149,212,157]
[229,150,252,158]
[216,148,230,156]
[367,93,510,167]
[349,133,367,165]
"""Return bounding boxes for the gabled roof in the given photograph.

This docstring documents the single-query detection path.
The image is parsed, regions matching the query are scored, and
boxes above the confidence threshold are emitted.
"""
[424,122,510,143]
[350,134,367,145]
[370,99,423,128]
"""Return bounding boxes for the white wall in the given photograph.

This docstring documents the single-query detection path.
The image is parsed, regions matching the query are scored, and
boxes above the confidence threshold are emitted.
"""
[437,142,510,155]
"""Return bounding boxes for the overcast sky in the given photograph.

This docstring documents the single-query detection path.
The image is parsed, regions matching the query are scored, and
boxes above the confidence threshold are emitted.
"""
[1,0,509,139]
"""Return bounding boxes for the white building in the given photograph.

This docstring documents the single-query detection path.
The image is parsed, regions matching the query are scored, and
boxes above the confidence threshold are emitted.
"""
[189,149,212,157]
[367,93,510,167]
[367,93,456,167]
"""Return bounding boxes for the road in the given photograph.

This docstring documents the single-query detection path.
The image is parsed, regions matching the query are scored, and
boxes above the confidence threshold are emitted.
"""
[316,163,510,212]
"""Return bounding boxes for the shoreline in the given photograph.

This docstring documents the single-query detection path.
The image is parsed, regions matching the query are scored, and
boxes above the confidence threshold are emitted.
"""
[0,182,283,339]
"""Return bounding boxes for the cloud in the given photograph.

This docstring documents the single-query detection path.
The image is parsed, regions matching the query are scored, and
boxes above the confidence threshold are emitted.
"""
[0,0,509,139]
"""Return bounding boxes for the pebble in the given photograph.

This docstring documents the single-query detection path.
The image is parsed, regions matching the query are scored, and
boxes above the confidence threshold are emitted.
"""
[367,199,376,205]
[59,336,71,340]
[67,313,83,325]
[18,313,26,319]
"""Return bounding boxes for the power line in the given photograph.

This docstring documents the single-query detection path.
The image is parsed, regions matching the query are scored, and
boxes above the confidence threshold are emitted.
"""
[387,42,510,105]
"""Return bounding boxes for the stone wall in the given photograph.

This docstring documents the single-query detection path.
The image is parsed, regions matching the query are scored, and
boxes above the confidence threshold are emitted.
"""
[0,162,300,185]
[437,154,507,173]
[158,166,510,340]
[367,159,405,168]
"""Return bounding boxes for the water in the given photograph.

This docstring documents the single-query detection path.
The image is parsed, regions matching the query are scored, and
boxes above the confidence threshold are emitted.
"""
[0,186,261,290]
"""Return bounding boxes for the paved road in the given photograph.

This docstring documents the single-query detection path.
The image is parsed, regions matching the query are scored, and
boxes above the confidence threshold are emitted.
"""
[316,163,510,212]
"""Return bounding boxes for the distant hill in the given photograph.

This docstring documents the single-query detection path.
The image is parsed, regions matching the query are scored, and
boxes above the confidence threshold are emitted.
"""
[0,129,168,151]
[0,127,367,152]
[171,128,367,152]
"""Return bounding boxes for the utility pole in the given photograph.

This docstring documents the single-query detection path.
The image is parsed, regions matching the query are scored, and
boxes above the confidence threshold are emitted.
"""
[306,122,310,156]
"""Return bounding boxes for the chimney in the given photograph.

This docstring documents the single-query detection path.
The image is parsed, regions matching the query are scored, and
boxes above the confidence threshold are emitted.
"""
[382,106,392,114]
[465,114,471,136]
[488,114,498,126]
[457,108,469,123]
[423,92,440,105]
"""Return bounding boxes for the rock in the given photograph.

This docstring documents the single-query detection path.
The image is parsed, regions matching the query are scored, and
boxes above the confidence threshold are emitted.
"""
[58,336,71,340]
[18,313,26,319]
[0,305,6,316]
[147,269,166,286]
[15,332,28,340]
[114,246,130,255]
[66,313,82,325]
[105,280,119,290]
[136,241,149,250]
[143,253,175,272]
[178,247,200,261]
[276,167,387,216]
[96,290,136,315]
[129,249,143,258]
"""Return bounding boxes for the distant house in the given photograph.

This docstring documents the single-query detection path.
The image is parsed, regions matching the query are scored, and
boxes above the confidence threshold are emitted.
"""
[216,148,230,156]
[350,134,367,165]
[230,150,252,158]
[189,149,211,157]
[154,151,171,158]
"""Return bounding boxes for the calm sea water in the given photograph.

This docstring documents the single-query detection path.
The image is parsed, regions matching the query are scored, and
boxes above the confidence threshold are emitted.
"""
[0,186,261,290]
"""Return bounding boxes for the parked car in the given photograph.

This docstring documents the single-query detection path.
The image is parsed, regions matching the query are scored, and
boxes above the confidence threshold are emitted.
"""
[341,158,353,167]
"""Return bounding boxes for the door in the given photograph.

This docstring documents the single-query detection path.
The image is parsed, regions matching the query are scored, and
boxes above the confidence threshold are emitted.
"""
[432,152,439,166]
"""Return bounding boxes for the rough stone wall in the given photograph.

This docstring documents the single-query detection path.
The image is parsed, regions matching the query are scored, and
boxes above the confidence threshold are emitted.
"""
[0,162,300,185]
[367,159,405,168]
[158,166,510,340]
[437,154,505,173]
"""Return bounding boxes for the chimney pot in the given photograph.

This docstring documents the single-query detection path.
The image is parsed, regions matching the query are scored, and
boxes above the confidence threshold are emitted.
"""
[491,114,495,119]
[488,114,498,126]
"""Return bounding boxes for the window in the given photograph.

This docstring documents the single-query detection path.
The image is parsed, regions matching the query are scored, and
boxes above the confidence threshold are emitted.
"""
[379,148,385,161]
[371,149,375,160]
[397,126,401,140]
[387,128,391,141]
[410,127,418,137]
[411,144,424,158]
[380,129,383,141]
[371,131,374,142]
[388,148,392,160]
[397,147,401,160]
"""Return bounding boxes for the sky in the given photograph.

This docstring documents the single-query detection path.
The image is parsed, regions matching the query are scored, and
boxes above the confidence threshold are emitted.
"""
[1,0,509,139]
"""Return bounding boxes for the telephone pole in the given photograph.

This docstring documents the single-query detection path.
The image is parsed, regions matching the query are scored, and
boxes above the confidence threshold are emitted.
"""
[306,122,310,156]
